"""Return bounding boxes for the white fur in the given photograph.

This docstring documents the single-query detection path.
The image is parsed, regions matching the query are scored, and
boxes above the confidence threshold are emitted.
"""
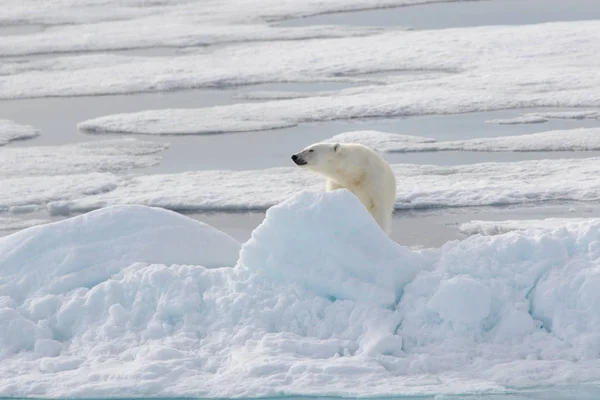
[291,142,397,235]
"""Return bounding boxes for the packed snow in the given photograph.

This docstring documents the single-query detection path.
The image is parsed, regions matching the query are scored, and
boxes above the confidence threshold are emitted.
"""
[459,218,600,236]
[0,138,168,177]
[1,190,600,397]
[486,110,600,125]
[0,119,40,146]
[328,128,600,152]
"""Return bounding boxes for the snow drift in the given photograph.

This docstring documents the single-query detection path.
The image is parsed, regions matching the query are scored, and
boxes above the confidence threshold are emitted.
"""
[1,190,600,397]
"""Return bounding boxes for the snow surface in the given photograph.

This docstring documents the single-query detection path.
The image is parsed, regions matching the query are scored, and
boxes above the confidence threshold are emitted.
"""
[328,128,600,152]
[0,138,169,178]
[459,218,600,236]
[486,110,600,125]
[7,155,600,215]
[2,190,600,397]
[0,119,40,146]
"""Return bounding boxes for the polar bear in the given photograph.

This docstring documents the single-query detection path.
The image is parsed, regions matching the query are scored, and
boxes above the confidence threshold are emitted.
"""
[291,142,397,235]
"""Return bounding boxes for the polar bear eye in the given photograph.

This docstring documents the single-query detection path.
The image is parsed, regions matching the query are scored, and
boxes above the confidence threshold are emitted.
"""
[309,149,314,152]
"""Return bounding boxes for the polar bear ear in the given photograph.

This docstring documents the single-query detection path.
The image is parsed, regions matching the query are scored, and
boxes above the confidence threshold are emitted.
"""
[333,143,340,152]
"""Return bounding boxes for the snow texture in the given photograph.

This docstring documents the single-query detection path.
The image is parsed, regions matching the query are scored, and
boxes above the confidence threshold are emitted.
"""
[328,128,600,152]
[1,190,600,397]
[0,119,40,146]
[459,218,600,236]
[0,138,169,178]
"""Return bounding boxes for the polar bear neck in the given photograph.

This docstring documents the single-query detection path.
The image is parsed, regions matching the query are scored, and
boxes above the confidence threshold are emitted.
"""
[327,156,368,188]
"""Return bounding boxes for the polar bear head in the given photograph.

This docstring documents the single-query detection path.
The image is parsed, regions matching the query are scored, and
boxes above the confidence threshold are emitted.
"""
[291,142,341,171]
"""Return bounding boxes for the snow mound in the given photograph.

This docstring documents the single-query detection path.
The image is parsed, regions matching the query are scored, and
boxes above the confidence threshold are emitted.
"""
[0,119,40,146]
[327,128,600,153]
[459,218,600,236]
[240,189,423,306]
[2,190,600,397]
[0,205,240,303]
[0,138,169,177]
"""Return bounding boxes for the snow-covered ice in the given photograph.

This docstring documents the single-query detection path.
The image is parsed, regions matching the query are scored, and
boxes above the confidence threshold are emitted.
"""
[79,108,299,135]
[485,115,550,125]
[0,0,466,58]
[5,154,600,215]
[1,20,598,104]
[486,110,600,125]
[0,138,170,214]
[0,216,48,231]
[2,190,600,397]
[328,128,600,152]
[0,119,40,146]
[31,156,600,215]
[0,0,456,27]
[459,218,600,236]
[0,20,384,57]
[0,138,169,177]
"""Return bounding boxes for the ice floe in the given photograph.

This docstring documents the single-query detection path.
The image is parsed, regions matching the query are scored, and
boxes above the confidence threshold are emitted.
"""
[0,216,49,231]
[486,110,600,125]
[0,138,168,177]
[329,128,600,153]
[0,119,40,146]
[2,156,597,215]
[485,115,550,125]
[0,0,459,26]
[0,20,384,57]
[2,20,599,105]
[459,218,600,236]
[1,190,600,397]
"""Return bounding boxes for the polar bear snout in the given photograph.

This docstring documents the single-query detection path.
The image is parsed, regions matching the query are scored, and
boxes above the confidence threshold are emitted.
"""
[291,154,307,165]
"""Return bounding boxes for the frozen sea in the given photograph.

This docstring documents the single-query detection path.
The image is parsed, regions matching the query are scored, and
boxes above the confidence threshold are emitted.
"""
[2,0,600,398]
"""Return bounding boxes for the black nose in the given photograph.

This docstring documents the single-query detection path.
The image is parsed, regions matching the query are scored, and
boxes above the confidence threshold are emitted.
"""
[291,155,298,161]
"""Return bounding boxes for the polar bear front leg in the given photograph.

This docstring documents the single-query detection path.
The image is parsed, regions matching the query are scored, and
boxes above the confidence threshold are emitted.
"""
[372,207,392,235]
